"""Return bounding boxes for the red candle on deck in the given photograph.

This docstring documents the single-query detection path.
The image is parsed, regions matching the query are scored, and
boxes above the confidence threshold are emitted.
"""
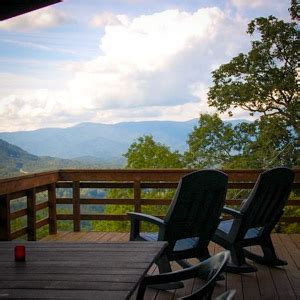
[15,245,26,261]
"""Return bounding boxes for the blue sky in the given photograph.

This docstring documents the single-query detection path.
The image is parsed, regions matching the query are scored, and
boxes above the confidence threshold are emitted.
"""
[0,0,291,131]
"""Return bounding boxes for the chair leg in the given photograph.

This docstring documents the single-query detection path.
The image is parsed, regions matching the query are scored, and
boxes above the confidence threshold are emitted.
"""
[199,247,211,260]
[244,237,287,267]
[157,254,172,273]
[226,243,257,273]
[150,255,184,290]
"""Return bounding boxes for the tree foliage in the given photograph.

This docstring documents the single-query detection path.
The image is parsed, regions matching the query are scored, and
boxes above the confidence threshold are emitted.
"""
[208,16,299,133]
[185,114,295,169]
[185,114,239,168]
[289,0,300,21]
[124,135,184,168]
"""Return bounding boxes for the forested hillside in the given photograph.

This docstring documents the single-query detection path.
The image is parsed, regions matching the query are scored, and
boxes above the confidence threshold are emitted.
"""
[0,139,107,178]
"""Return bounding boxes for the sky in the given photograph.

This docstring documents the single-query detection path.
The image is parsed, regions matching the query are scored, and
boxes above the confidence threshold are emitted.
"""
[0,0,292,132]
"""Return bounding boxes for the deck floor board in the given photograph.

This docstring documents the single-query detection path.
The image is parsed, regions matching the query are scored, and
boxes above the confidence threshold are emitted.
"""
[41,232,300,299]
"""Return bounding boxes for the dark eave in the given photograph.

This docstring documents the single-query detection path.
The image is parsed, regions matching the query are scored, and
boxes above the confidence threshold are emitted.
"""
[0,0,62,21]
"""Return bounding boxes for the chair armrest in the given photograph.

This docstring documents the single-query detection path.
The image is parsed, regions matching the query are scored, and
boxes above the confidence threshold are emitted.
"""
[136,251,230,300]
[137,260,211,299]
[222,206,243,218]
[127,212,165,227]
[127,212,165,241]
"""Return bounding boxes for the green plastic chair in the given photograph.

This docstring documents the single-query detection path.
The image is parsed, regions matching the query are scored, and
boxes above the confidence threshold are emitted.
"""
[128,170,228,276]
[212,167,295,273]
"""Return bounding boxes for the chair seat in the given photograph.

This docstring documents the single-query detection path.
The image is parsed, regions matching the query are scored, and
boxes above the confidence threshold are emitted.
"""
[140,233,199,252]
[216,220,261,240]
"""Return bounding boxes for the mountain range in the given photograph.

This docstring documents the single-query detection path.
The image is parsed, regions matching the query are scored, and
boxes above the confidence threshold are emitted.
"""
[0,119,247,177]
[0,119,200,163]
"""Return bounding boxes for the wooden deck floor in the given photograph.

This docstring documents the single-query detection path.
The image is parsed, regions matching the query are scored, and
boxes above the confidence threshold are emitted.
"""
[41,232,300,299]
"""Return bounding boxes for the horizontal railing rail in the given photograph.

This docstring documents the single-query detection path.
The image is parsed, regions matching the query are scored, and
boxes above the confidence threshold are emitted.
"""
[0,169,299,241]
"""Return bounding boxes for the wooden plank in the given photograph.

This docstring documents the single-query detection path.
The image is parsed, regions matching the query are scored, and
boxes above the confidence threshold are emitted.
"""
[36,201,49,211]
[36,232,300,300]
[0,194,10,241]
[36,218,49,229]
[268,234,297,299]
[58,197,279,207]
[10,227,28,240]
[8,186,48,201]
[48,183,57,235]
[58,169,192,182]
[61,231,88,242]
[277,234,300,297]
[10,208,27,220]
[0,280,135,291]
[226,273,243,299]
[72,181,80,232]
[81,182,133,189]
[80,198,135,205]
[0,241,168,300]
[56,197,73,204]
[142,199,171,205]
[0,252,162,263]
[249,245,278,299]
[1,168,299,195]
[56,214,74,220]
[56,181,134,189]
[0,171,59,196]
[80,214,130,221]
[66,231,105,242]
[0,273,141,282]
[213,237,243,299]
[0,289,128,299]
[211,243,226,298]
[27,188,37,241]
[41,231,71,242]
[241,270,261,300]
[141,182,178,189]
[289,234,300,250]
[279,216,300,223]
[134,181,141,213]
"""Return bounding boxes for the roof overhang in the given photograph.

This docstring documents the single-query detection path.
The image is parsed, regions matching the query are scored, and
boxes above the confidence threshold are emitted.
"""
[0,0,62,21]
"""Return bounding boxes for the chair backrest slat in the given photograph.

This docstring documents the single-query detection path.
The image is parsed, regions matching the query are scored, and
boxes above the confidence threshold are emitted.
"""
[240,167,294,230]
[163,170,228,244]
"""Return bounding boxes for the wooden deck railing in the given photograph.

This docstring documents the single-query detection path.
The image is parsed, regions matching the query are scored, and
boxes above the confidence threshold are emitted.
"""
[0,169,299,241]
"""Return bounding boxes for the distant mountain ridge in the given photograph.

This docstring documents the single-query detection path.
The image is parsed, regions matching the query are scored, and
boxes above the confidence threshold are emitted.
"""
[0,120,198,161]
[0,119,247,163]
[0,139,108,178]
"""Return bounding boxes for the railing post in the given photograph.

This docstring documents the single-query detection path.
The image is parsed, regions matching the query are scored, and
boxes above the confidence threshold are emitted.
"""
[134,181,141,213]
[0,194,11,241]
[73,181,80,232]
[27,188,37,241]
[48,183,57,235]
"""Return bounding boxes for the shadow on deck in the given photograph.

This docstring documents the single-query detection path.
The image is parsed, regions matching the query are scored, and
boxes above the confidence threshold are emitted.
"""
[41,232,300,299]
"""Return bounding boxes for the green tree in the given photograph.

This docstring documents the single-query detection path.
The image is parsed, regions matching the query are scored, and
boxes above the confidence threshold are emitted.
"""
[289,0,300,21]
[185,114,295,169]
[185,114,239,168]
[124,135,184,168]
[208,16,299,134]
[226,117,296,168]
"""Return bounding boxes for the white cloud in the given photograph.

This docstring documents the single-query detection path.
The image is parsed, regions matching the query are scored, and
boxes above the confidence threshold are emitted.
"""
[0,7,70,31]
[89,12,125,27]
[68,7,247,111]
[0,7,251,131]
